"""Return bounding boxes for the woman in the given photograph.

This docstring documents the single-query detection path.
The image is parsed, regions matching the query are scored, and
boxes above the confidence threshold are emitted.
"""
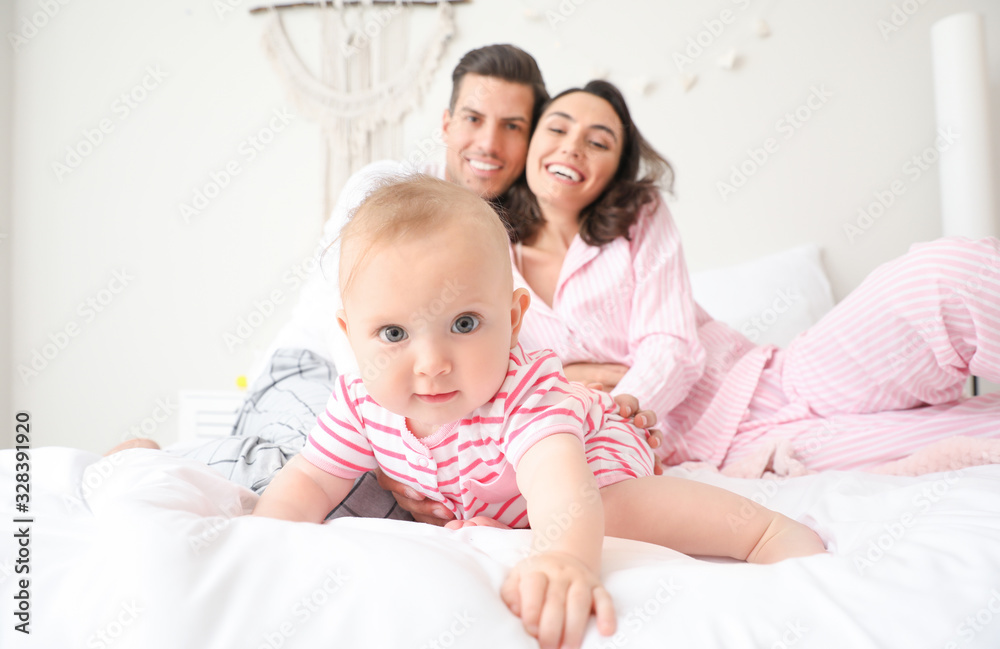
[503,79,1000,474]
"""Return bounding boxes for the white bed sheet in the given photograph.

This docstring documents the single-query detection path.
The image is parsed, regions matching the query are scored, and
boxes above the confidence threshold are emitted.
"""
[2,447,999,648]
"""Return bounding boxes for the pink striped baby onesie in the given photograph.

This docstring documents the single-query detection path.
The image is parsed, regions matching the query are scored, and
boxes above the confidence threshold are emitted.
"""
[302,346,653,527]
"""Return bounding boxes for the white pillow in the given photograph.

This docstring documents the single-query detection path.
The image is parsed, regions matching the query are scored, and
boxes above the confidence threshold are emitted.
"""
[690,244,835,348]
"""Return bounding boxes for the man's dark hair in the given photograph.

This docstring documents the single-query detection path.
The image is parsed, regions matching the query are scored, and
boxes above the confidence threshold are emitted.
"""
[448,44,549,129]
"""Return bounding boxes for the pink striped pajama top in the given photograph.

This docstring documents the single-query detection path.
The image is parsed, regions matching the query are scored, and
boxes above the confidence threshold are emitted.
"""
[301,346,654,528]
[512,198,777,467]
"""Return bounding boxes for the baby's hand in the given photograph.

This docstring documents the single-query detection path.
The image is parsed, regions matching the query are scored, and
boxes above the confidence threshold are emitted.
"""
[501,551,616,649]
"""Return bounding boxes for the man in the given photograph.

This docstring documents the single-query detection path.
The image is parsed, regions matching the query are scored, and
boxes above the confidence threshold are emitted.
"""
[269,44,548,382]
[112,45,552,523]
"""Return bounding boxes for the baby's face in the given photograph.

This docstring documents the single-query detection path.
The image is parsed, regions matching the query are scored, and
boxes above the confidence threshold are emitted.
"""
[339,219,524,435]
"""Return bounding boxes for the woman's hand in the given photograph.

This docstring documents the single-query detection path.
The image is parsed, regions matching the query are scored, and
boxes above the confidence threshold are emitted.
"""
[501,551,616,649]
[374,468,456,525]
[563,362,628,392]
[564,363,665,473]
[600,391,664,476]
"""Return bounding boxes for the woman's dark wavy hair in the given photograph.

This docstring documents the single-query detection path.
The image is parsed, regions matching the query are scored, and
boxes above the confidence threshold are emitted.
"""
[501,80,674,246]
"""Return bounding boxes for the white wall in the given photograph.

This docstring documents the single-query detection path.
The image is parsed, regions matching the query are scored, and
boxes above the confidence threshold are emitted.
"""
[7,0,1000,453]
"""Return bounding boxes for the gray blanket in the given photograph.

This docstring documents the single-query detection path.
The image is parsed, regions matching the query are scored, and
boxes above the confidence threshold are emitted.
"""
[170,348,413,521]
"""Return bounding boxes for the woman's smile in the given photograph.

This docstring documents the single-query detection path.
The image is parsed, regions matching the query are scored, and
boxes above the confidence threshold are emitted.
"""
[545,162,584,183]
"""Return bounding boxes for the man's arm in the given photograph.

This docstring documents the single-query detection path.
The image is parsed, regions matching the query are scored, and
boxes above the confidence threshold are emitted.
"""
[252,455,356,523]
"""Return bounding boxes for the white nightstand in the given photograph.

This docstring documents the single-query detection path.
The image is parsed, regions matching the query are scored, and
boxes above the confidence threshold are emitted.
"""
[177,390,246,445]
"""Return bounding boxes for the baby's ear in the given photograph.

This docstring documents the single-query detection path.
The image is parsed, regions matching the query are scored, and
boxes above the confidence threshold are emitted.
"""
[337,309,350,336]
[509,288,531,348]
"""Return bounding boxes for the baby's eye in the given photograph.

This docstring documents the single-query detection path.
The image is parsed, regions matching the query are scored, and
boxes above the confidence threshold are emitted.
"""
[451,315,480,334]
[378,325,408,343]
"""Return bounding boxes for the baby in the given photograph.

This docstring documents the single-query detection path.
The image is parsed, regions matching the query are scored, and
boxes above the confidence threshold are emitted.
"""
[253,175,826,649]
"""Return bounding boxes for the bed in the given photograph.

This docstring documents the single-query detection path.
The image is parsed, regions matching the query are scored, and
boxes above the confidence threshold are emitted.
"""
[6,245,1000,649]
[4,446,1000,648]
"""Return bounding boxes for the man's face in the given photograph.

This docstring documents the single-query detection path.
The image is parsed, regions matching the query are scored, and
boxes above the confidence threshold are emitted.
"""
[442,74,535,199]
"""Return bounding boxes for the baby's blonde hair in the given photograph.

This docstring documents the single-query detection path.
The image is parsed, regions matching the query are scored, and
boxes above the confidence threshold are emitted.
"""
[339,174,513,297]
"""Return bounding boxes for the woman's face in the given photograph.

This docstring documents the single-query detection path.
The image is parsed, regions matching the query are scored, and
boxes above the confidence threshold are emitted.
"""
[525,91,624,216]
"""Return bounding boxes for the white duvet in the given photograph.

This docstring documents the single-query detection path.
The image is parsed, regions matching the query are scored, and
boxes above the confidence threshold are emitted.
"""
[2,447,1000,649]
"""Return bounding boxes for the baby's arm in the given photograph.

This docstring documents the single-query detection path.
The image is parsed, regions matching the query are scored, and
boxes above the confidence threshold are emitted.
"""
[252,455,356,523]
[503,433,616,649]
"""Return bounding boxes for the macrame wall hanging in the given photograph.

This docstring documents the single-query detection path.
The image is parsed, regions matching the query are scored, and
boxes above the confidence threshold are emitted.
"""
[252,1,460,217]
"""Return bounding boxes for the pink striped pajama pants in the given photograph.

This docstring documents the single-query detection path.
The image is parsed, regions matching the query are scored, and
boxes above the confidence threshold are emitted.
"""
[723,237,1000,471]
